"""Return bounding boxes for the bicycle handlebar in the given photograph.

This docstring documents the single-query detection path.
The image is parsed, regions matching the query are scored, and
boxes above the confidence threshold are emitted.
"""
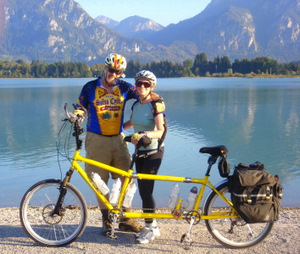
[64,103,76,123]
[64,103,86,124]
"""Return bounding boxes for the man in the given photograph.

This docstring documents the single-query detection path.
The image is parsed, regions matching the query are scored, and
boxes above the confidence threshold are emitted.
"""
[75,53,142,235]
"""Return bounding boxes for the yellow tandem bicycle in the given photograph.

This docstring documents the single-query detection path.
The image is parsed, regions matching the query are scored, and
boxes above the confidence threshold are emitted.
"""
[20,104,273,248]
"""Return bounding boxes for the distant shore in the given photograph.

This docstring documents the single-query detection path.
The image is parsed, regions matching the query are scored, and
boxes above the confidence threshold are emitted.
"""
[0,75,299,79]
[0,207,299,254]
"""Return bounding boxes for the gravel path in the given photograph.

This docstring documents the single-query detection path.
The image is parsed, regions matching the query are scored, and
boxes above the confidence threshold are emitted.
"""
[0,207,299,254]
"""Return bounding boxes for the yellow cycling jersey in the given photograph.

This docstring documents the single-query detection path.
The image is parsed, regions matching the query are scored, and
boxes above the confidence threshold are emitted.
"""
[76,78,137,136]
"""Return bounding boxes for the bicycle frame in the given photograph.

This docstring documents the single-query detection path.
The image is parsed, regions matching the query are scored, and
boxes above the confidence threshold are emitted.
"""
[58,105,237,222]
[63,148,237,221]
[20,108,274,248]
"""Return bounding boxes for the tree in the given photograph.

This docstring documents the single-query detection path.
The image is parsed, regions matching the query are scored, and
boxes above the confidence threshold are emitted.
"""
[90,63,105,77]
[183,59,193,77]
[251,57,279,74]
[232,58,251,74]
[220,56,231,73]
[31,60,43,77]
[78,63,92,77]
[0,55,298,78]
[192,53,209,76]
[212,56,221,74]
[46,64,59,77]
[125,60,137,78]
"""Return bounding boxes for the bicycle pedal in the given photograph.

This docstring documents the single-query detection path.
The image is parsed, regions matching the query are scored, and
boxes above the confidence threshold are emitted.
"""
[180,233,187,243]
[180,233,193,244]
[107,232,118,240]
[180,234,193,250]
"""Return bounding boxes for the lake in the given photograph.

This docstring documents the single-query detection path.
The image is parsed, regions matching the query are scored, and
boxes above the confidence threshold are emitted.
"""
[0,78,299,208]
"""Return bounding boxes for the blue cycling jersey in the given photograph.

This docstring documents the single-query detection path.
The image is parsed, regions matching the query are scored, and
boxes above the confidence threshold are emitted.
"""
[76,77,137,136]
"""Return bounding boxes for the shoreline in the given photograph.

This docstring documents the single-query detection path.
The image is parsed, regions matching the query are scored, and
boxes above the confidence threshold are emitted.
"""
[0,76,299,79]
[0,207,299,253]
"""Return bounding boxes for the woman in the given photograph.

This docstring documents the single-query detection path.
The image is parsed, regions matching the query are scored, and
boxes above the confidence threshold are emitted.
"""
[124,70,166,244]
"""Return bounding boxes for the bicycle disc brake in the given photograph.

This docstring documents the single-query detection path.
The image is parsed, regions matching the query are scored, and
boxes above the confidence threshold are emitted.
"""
[42,204,64,225]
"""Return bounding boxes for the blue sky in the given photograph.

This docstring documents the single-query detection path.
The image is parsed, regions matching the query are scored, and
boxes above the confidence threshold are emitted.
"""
[75,0,211,27]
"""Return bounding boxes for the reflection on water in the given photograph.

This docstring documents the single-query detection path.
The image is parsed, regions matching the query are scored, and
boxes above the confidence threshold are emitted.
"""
[0,78,299,207]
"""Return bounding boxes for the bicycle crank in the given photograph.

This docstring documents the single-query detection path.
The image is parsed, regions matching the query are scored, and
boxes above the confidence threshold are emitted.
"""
[180,215,195,250]
[107,211,121,240]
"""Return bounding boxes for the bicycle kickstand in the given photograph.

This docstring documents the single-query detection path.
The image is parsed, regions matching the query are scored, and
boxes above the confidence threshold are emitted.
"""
[180,216,195,250]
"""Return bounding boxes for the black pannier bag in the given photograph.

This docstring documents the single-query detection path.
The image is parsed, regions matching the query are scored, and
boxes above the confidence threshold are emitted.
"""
[228,162,283,223]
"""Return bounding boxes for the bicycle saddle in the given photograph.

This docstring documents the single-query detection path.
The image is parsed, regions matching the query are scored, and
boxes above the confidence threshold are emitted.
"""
[199,145,228,157]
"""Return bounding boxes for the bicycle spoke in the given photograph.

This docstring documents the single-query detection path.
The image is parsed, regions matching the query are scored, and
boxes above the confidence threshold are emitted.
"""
[246,224,255,236]
[204,181,273,248]
[20,180,87,246]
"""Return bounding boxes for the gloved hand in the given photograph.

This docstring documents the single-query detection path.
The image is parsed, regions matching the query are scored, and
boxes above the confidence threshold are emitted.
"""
[131,132,151,148]
[73,109,86,123]
[131,132,141,141]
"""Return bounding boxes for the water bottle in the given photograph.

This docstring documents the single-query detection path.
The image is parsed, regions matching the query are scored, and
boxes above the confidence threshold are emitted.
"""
[185,186,198,210]
[123,182,137,208]
[168,183,180,208]
[91,172,109,195]
[109,178,121,205]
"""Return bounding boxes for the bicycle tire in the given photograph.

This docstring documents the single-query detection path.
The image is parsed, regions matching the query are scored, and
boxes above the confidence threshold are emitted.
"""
[204,181,273,248]
[20,179,87,247]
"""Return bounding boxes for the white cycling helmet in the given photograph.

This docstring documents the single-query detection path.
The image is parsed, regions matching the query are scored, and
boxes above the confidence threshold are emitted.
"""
[104,53,127,71]
[135,70,157,86]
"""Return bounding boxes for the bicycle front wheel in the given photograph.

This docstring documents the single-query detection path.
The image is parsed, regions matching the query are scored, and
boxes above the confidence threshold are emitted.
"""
[20,179,87,247]
[204,181,273,249]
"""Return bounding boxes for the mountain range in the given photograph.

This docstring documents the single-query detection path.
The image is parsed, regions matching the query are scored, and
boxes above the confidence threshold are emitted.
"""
[0,0,299,64]
[95,15,164,40]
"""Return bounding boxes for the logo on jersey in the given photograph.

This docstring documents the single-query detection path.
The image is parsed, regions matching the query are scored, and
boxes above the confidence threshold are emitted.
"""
[94,86,124,135]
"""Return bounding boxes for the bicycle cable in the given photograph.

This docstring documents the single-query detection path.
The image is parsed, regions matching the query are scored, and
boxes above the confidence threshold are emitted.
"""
[56,119,74,180]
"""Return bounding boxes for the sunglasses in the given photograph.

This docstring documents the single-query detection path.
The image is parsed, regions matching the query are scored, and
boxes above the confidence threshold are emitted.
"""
[107,67,122,75]
[136,81,152,88]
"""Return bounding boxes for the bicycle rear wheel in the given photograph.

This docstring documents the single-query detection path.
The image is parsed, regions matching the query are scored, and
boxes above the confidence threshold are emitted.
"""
[204,181,273,248]
[20,179,87,247]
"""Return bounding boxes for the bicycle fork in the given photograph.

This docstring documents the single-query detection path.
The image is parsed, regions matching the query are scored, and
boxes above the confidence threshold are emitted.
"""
[52,169,74,216]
